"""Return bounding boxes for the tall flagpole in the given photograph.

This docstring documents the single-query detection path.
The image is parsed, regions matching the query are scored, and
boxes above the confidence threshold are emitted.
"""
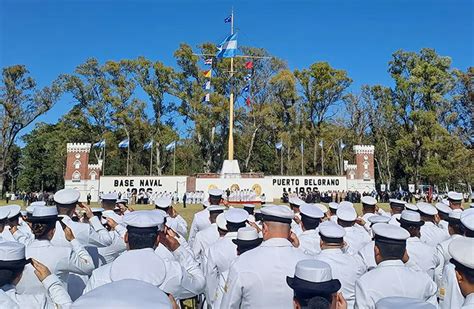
[173,142,176,176]
[102,141,106,176]
[149,141,153,176]
[228,8,235,161]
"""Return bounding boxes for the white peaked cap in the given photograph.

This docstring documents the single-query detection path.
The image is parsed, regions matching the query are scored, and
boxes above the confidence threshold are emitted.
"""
[405,203,418,211]
[460,209,474,231]
[71,279,172,309]
[447,191,463,201]
[216,212,228,231]
[337,206,357,222]
[91,208,104,213]
[389,199,406,206]
[400,210,422,223]
[0,207,11,220]
[449,237,474,269]
[373,223,409,240]
[32,206,58,218]
[154,196,172,209]
[123,210,165,230]
[339,201,354,208]
[435,203,451,214]
[417,202,438,216]
[30,201,46,207]
[314,203,328,213]
[328,202,340,210]
[448,209,462,220]
[4,205,21,219]
[319,221,345,239]
[368,215,391,224]
[225,208,249,223]
[208,205,226,212]
[375,297,436,309]
[261,205,294,223]
[288,197,305,206]
[0,241,26,261]
[293,259,334,283]
[54,188,80,204]
[208,188,223,197]
[236,227,259,241]
[300,203,324,219]
[102,210,123,224]
[361,196,377,206]
[101,192,118,201]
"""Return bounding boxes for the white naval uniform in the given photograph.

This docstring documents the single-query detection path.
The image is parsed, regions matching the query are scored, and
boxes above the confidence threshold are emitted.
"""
[97,227,127,265]
[1,274,72,309]
[361,213,377,234]
[188,209,211,246]
[167,215,188,237]
[358,240,377,270]
[388,214,401,226]
[220,238,309,309]
[354,260,437,309]
[420,221,449,247]
[406,237,440,280]
[435,234,462,285]
[205,231,238,308]
[462,293,474,309]
[439,262,464,309]
[343,225,371,255]
[192,223,219,268]
[315,248,366,308]
[84,247,205,300]
[438,220,450,236]
[291,214,303,236]
[51,216,113,248]
[298,229,321,256]
[16,238,94,294]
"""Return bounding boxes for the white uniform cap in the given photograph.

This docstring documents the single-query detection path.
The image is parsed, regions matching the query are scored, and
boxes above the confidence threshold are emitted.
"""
[202,200,210,208]
[4,205,21,219]
[208,205,226,213]
[116,199,127,205]
[471,203,474,209]
[405,203,418,211]
[110,250,166,286]
[0,207,10,221]
[314,203,328,213]
[288,197,304,206]
[319,221,346,239]
[389,199,406,207]
[373,223,409,240]
[208,188,223,197]
[71,279,172,309]
[123,210,165,230]
[243,204,255,209]
[375,297,436,309]
[361,196,377,206]
[448,209,462,220]
[449,237,474,269]
[435,203,451,215]
[102,210,123,224]
[368,215,391,224]
[399,210,422,223]
[261,205,294,224]
[91,208,104,213]
[236,227,259,241]
[336,206,357,222]
[216,212,227,231]
[101,192,118,201]
[32,206,58,218]
[417,202,438,216]
[447,191,463,202]
[292,259,335,283]
[54,188,81,205]
[300,204,324,219]
[0,241,25,261]
[460,209,474,231]
[328,202,340,210]
[30,201,46,207]
[20,210,27,217]
[154,196,172,209]
[339,201,354,208]
[224,208,249,223]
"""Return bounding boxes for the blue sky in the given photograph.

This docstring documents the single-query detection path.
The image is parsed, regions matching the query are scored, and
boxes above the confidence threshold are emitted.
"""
[1,0,473,142]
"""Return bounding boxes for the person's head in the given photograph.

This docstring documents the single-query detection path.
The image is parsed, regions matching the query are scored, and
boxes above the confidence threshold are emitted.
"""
[154,197,172,214]
[361,196,377,214]
[0,242,30,287]
[372,223,409,264]
[0,207,9,234]
[101,193,118,211]
[299,204,324,231]
[123,210,164,250]
[287,260,341,309]
[29,206,59,241]
[216,213,228,237]
[398,210,424,238]
[289,197,304,214]
[447,210,463,236]
[5,205,21,227]
[447,191,463,210]
[336,206,357,228]
[54,188,81,217]
[243,204,255,215]
[208,189,224,206]
[225,208,248,232]
[389,199,406,215]
[435,203,452,221]
[449,237,474,297]
[460,210,474,238]
[319,222,345,250]
[232,227,263,255]
[261,205,294,240]
[417,203,438,223]
[328,203,339,216]
[208,206,225,224]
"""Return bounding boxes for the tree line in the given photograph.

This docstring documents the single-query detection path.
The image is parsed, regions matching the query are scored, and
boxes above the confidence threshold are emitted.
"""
[0,45,472,195]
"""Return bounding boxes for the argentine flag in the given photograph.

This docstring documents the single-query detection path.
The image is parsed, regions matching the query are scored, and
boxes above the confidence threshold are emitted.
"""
[275,141,283,150]
[93,140,105,148]
[143,140,153,150]
[118,139,129,148]
[216,33,238,58]
[166,141,176,151]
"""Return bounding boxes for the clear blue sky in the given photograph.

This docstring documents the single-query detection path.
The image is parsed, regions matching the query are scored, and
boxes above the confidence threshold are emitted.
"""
[1,0,473,141]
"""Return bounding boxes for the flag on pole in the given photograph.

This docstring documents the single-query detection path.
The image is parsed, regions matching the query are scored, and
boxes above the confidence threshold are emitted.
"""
[319,140,324,147]
[204,58,213,65]
[245,61,253,69]
[275,141,283,150]
[244,73,252,82]
[202,93,210,102]
[166,141,176,151]
[118,139,129,148]
[203,70,212,78]
[340,140,346,149]
[216,33,238,58]
[241,84,250,94]
[246,96,251,106]
[203,80,211,90]
[143,140,153,150]
[224,15,232,23]
[93,140,106,148]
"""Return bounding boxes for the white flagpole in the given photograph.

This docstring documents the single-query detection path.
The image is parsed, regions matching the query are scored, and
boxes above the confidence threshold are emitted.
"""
[149,141,153,176]
[173,142,176,176]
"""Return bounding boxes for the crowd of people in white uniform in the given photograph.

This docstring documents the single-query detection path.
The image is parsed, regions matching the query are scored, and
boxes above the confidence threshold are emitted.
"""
[0,187,473,308]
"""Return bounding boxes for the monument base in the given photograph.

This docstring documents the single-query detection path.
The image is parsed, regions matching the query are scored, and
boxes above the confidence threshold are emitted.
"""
[220,160,241,178]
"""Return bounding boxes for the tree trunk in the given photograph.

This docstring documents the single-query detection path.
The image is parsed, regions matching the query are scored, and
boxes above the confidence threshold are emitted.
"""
[313,139,317,174]
[244,128,258,171]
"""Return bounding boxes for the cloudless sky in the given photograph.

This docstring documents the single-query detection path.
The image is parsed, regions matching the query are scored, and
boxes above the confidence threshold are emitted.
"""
[1,0,473,143]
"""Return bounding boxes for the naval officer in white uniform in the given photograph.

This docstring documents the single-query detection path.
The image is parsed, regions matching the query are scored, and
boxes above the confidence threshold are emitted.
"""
[417,202,449,247]
[448,236,474,309]
[155,196,188,237]
[297,203,324,256]
[189,188,224,246]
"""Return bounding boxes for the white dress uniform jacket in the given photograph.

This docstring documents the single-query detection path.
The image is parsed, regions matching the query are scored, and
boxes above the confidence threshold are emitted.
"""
[354,260,437,309]
[361,213,377,234]
[205,231,238,308]
[220,238,309,309]
[16,239,94,294]
[315,248,366,308]
[51,216,112,248]
[343,226,371,254]
[298,229,321,256]
[84,247,205,300]
[97,228,127,265]
[1,274,71,309]
[406,237,440,280]
[192,223,219,268]
[435,234,462,285]
[420,221,449,247]
[188,209,210,246]
[358,240,376,270]
[388,214,401,226]
[167,215,188,237]
[462,293,474,309]
[439,262,464,309]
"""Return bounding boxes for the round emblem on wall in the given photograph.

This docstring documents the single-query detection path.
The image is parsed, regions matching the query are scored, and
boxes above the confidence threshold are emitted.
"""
[252,184,262,196]
[75,153,81,159]
[364,155,368,160]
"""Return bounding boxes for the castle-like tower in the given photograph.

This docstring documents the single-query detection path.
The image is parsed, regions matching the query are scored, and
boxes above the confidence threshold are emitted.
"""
[64,143,102,202]
[345,145,375,192]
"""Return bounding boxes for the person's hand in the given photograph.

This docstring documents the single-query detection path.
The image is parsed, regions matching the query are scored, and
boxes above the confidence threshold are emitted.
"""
[10,225,18,234]
[355,217,366,226]
[168,294,179,309]
[107,218,118,229]
[64,226,75,242]
[288,231,300,248]
[31,259,51,282]
[293,215,301,225]
[169,206,178,218]
[434,214,441,224]
[331,292,348,309]
[402,250,410,263]
[247,221,261,233]
[78,202,93,219]
[160,228,180,252]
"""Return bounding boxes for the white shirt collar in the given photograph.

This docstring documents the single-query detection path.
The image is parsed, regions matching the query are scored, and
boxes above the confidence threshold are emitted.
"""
[261,238,292,247]
[377,259,404,268]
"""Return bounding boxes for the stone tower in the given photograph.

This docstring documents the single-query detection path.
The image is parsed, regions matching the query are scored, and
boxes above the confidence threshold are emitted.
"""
[64,143,102,202]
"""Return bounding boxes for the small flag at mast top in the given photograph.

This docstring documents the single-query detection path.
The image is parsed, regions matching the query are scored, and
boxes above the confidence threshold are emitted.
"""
[224,15,232,23]
[204,58,213,65]
[203,70,211,78]
[118,139,129,148]
[143,140,153,150]
[245,61,253,69]
[246,96,251,106]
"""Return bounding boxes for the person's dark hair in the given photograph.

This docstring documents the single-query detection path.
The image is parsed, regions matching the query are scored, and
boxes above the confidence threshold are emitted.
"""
[329,208,336,216]
[0,267,24,287]
[237,243,260,255]
[56,204,75,216]
[227,221,246,232]
[243,207,254,215]
[31,221,56,240]
[301,215,320,230]
[337,219,353,228]
[400,223,420,237]
[375,240,405,260]
[362,204,375,211]
[295,295,332,309]
[451,260,474,284]
[465,229,474,238]
[127,229,158,250]
[448,221,463,235]
[102,200,116,211]
[209,195,222,205]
